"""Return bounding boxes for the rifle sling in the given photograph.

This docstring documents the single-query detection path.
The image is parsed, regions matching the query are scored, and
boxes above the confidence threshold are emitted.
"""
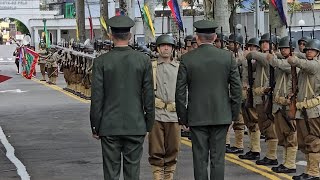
[301,107,311,133]
[280,106,295,132]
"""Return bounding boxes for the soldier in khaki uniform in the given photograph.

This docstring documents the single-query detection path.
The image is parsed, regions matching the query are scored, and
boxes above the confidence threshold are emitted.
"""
[191,36,198,49]
[264,36,299,173]
[240,37,262,158]
[148,34,180,180]
[225,33,246,154]
[214,33,228,49]
[298,36,311,53]
[184,35,195,52]
[241,33,279,164]
[289,39,320,180]
[176,19,242,180]
[90,15,155,180]
[38,41,48,81]
[46,48,62,85]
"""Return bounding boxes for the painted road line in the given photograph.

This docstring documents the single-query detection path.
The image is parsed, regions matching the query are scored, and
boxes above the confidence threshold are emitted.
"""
[225,156,282,180]
[296,161,307,166]
[227,154,293,180]
[181,137,292,180]
[180,139,281,180]
[0,126,30,180]
[33,78,284,180]
[31,78,90,104]
[0,89,27,93]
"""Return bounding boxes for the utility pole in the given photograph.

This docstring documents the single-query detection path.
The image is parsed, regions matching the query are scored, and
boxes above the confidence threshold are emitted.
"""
[100,0,109,40]
[76,0,86,42]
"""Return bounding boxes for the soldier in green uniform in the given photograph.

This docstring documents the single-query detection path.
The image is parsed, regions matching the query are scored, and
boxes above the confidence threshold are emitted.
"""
[90,15,155,180]
[289,39,320,180]
[175,19,242,180]
[148,34,181,180]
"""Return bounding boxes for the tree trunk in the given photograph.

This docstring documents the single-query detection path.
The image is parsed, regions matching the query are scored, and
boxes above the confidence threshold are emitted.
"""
[203,0,213,20]
[214,0,230,34]
[143,0,156,44]
[269,0,287,37]
[100,0,109,40]
[76,0,86,42]
[228,0,237,33]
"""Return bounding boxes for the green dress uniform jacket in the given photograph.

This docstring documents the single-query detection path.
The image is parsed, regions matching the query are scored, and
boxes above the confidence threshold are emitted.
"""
[90,46,155,136]
[175,44,242,126]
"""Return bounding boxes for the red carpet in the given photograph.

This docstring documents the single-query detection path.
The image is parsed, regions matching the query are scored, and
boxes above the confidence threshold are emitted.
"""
[0,74,12,83]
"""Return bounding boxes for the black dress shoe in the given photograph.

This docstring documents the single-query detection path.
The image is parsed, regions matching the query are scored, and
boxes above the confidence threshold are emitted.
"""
[181,130,190,138]
[293,173,320,180]
[226,144,231,152]
[293,173,306,180]
[256,157,278,166]
[238,151,260,160]
[226,147,244,154]
[271,164,296,173]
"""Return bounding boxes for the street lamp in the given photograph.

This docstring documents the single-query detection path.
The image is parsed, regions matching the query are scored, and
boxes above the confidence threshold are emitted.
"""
[236,24,242,33]
[298,19,305,37]
[298,19,305,27]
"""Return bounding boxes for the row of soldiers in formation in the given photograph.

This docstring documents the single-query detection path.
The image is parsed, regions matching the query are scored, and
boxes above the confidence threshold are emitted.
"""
[218,32,320,180]
[36,28,320,179]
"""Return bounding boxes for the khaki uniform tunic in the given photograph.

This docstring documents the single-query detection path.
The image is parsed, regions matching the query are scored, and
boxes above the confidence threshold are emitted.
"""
[155,58,179,123]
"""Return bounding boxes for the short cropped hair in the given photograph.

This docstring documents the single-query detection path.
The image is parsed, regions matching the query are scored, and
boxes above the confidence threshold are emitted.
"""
[196,33,215,43]
[112,32,130,41]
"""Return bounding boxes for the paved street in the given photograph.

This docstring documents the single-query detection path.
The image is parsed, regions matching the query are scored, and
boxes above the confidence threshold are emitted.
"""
[0,45,308,179]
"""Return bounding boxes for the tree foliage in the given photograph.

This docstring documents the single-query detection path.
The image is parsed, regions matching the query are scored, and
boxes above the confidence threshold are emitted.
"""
[288,0,302,25]
[14,20,29,34]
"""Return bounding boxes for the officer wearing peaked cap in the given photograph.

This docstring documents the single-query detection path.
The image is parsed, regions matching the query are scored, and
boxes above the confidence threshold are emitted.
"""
[90,15,155,180]
[175,19,242,180]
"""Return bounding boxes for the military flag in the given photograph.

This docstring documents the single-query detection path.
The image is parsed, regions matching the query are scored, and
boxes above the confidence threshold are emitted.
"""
[100,16,108,31]
[0,75,12,83]
[76,19,80,41]
[270,0,287,26]
[141,4,156,37]
[43,19,51,48]
[88,17,94,40]
[21,48,39,79]
[167,0,184,31]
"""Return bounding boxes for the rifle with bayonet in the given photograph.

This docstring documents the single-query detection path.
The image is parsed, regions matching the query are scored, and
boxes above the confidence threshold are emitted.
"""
[288,26,298,120]
[246,52,254,109]
[233,27,241,80]
[264,25,275,121]
[244,26,248,50]
[233,27,238,58]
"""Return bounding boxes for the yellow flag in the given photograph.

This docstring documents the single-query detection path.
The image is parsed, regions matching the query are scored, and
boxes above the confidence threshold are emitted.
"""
[76,19,79,41]
[100,16,108,31]
[143,5,155,37]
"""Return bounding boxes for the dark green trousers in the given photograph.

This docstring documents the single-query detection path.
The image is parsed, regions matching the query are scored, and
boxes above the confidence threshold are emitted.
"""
[190,125,229,180]
[101,135,145,180]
